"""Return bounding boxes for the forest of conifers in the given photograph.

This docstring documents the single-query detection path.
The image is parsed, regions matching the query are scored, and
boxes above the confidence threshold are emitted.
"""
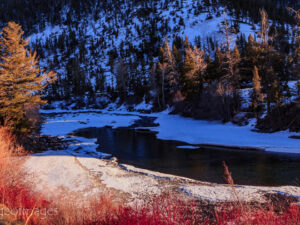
[0,0,299,132]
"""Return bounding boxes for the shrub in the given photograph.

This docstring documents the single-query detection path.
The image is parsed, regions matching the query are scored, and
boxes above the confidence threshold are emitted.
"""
[213,204,300,225]
[0,127,44,223]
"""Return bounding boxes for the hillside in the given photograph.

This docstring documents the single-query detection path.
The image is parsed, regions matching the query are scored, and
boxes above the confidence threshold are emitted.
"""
[0,0,299,131]
[19,0,258,100]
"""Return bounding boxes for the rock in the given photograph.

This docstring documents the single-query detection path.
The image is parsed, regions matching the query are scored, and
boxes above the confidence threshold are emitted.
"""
[112,157,118,164]
[232,112,251,126]
[24,135,72,153]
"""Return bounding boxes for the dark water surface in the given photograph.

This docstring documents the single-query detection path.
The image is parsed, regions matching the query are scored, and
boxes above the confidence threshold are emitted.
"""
[73,126,300,186]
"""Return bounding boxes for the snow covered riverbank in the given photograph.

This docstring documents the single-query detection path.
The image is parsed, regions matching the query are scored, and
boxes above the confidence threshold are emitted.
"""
[26,154,300,204]
[24,109,300,204]
[150,112,300,154]
[41,108,300,154]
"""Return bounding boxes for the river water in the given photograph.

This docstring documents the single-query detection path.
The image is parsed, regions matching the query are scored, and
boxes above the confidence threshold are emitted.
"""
[72,122,300,186]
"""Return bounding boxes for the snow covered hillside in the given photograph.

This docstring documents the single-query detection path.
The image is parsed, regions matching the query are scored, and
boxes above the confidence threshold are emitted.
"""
[25,0,259,97]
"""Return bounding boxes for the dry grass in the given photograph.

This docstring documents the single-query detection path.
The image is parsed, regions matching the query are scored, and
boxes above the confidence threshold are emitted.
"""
[0,127,28,205]
[213,161,300,225]
[0,127,36,223]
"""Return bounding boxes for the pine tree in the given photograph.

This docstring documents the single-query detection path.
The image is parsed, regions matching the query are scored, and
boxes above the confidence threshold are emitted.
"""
[205,56,214,81]
[183,46,196,80]
[182,46,196,99]
[213,13,242,121]
[242,34,265,83]
[0,22,56,134]
[183,35,190,49]
[70,57,86,96]
[288,8,300,79]
[150,64,162,109]
[113,58,128,100]
[182,46,206,100]
[231,46,241,90]
[252,66,264,119]
[294,9,300,102]
[260,9,284,112]
[264,48,283,112]
[206,48,222,81]
[172,43,183,76]
[157,39,179,107]
[172,44,182,65]
[220,46,241,97]
[259,8,270,46]
[272,79,281,108]
[220,13,241,96]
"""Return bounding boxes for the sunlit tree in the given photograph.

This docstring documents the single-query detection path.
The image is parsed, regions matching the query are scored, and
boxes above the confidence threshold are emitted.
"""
[0,22,56,134]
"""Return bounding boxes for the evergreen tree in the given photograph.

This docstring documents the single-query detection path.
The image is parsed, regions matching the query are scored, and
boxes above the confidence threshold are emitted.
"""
[150,64,162,108]
[0,22,56,134]
[172,44,182,65]
[214,13,242,121]
[183,46,196,80]
[205,48,222,81]
[113,58,128,100]
[263,47,283,112]
[252,66,264,119]
[193,47,207,94]
[157,39,179,107]
[220,13,241,94]
[288,8,300,79]
[182,46,196,99]
[245,9,284,113]
[70,57,87,96]
[182,46,206,100]
[172,43,183,76]
[259,8,270,46]
[183,35,190,49]
[258,9,284,112]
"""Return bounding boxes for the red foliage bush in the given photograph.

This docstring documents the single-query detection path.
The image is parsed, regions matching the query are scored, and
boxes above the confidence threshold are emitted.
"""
[0,127,50,224]
[110,195,204,225]
[213,204,300,225]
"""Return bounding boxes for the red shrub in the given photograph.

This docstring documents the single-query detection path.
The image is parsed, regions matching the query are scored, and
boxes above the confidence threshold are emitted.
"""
[109,195,205,225]
[213,204,300,225]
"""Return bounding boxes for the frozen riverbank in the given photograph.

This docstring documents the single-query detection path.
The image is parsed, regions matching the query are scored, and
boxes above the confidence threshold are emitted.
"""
[150,112,300,154]
[26,154,300,204]
[24,109,300,204]
[41,109,300,154]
